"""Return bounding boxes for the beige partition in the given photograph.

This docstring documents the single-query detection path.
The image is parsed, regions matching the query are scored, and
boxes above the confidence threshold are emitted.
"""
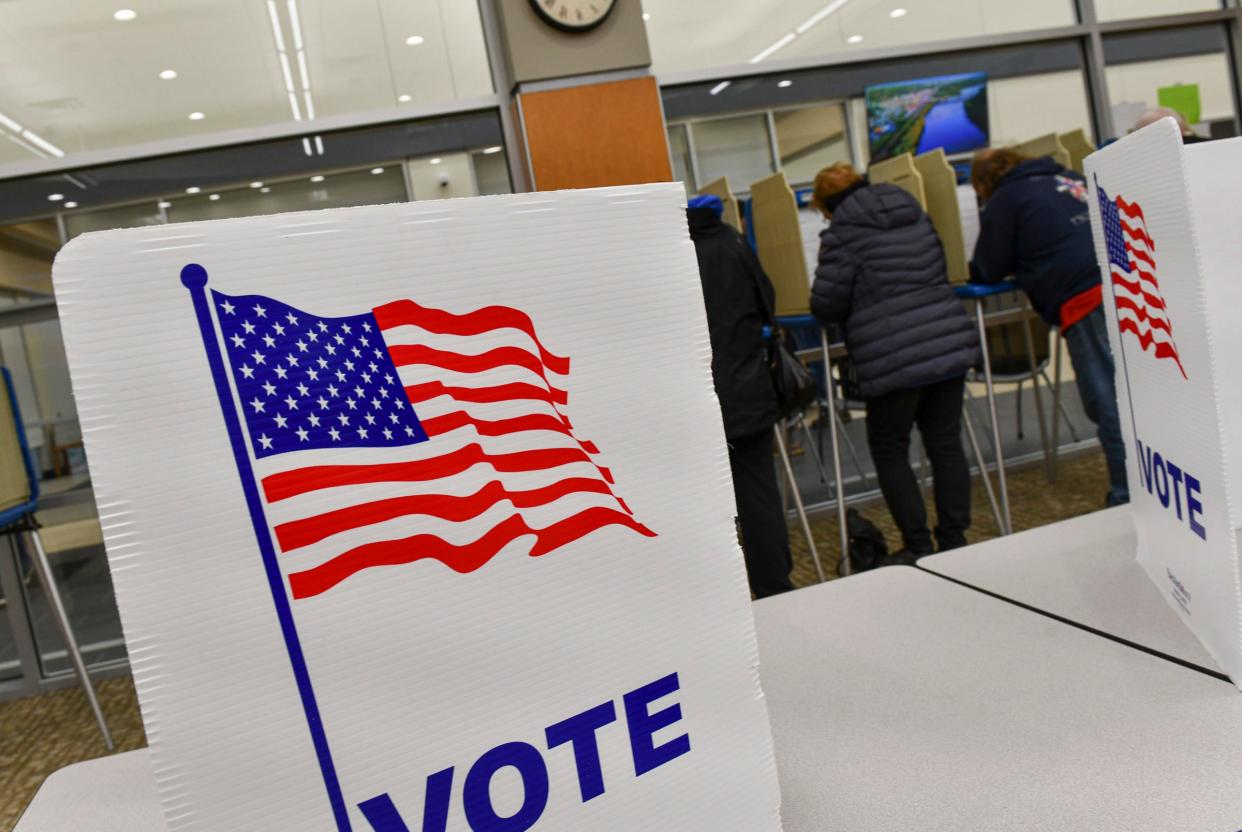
[750,171,811,316]
[1017,133,1071,169]
[869,153,927,209]
[1059,129,1095,174]
[0,377,30,515]
[914,148,969,285]
[698,177,743,233]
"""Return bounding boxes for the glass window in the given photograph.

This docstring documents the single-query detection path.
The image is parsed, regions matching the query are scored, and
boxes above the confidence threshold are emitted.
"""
[64,203,163,240]
[774,104,852,185]
[471,149,513,196]
[645,0,1076,76]
[1107,34,1232,138]
[0,0,493,166]
[690,114,774,191]
[1096,0,1220,23]
[667,124,696,194]
[166,166,408,223]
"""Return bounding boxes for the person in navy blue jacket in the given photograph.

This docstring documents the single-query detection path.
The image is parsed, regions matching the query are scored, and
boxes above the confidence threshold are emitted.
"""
[969,148,1128,506]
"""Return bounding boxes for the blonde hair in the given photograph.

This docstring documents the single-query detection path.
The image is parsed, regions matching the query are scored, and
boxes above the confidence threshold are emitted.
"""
[811,162,864,217]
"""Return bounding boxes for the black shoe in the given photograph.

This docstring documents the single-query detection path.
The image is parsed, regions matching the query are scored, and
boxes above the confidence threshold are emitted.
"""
[877,549,919,567]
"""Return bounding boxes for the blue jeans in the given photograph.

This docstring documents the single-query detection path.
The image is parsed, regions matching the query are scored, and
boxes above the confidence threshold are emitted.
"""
[1063,306,1129,506]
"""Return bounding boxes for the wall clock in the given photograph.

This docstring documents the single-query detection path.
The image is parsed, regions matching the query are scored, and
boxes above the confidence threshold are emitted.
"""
[528,0,618,33]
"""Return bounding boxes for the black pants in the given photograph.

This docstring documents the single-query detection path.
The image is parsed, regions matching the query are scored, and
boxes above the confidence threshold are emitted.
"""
[865,376,971,555]
[728,429,794,598]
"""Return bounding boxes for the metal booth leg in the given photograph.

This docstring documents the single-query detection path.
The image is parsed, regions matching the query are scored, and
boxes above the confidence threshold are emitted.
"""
[774,425,826,583]
[820,330,852,574]
[27,527,114,750]
[963,399,1004,535]
[1019,302,1053,481]
[974,298,1013,535]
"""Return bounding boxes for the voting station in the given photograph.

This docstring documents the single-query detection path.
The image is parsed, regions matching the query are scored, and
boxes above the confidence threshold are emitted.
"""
[2,1,1242,830]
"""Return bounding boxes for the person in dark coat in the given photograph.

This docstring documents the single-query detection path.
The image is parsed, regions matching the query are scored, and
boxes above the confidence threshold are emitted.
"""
[969,149,1128,506]
[810,163,981,558]
[688,194,794,598]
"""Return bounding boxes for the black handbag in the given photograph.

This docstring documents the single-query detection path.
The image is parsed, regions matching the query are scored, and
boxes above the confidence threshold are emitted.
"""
[769,327,816,419]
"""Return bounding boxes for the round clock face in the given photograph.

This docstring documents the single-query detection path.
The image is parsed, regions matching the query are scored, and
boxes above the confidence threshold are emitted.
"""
[528,0,618,33]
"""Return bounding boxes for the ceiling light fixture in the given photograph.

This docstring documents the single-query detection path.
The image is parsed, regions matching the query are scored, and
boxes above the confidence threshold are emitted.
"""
[405,35,425,46]
[371,167,384,175]
[482,146,502,154]
[0,110,65,159]
[889,7,907,17]
[18,130,64,157]
[113,9,136,21]
[778,79,793,88]
[159,69,178,80]
[398,94,411,103]
[709,81,732,96]
[189,111,205,120]
[250,181,264,188]
[64,201,78,209]
[430,157,442,165]
[267,0,316,124]
[260,187,271,193]
[847,34,864,43]
[209,194,221,201]
[314,135,324,155]
[48,193,64,202]
[749,32,796,64]
[159,201,172,208]
[310,175,325,182]
[302,137,313,156]
[643,12,651,21]
[795,0,851,35]
[186,186,201,194]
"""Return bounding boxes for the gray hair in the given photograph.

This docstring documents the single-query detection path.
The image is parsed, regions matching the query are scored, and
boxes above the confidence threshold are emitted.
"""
[1130,107,1193,135]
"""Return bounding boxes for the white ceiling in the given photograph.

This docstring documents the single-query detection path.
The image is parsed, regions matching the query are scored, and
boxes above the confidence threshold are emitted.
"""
[643,0,1077,77]
[0,0,492,165]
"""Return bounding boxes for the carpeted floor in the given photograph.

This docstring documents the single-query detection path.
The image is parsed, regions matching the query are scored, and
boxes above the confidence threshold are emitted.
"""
[0,449,1109,830]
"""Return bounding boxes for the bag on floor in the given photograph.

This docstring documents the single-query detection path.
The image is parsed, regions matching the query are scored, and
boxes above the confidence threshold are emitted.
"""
[843,508,888,575]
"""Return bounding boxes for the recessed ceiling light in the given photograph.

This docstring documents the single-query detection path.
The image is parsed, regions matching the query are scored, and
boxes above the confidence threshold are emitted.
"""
[310,175,325,183]
[186,186,201,194]
[250,181,264,189]
[209,194,221,201]
[847,34,864,43]
[159,69,178,80]
[709,81,732,96]
[482,146,502,154]
[889,7,907,17]
[64,201,78,209]
[778,79,793,88]
[260,187,271,193]
[643,12,651,21]
[371,167,384,174]
[113,9,136,21]
[48,193,64,202]
[159,201,172,208]
[398,94,411,103]
[430,157,442,165]
[405,35,424,46]
[189,111,205,121]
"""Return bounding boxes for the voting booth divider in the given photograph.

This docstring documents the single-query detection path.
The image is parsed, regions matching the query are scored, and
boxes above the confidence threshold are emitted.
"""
[1059,129,1095,174]
[696,177,743,235]
[1016,133,1071,169]
[913,148,969,285]
[868,153,927,207]
[1085,118,1242,688]
[52,184,785,830]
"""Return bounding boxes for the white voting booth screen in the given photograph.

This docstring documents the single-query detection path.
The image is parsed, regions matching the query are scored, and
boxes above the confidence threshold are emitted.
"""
[1086,120,1242,688]
[52,184,783,830]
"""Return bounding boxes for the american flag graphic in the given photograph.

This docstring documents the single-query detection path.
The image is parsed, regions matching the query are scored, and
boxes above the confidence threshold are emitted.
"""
[1097,182,1188,379]
[211,290,655,600]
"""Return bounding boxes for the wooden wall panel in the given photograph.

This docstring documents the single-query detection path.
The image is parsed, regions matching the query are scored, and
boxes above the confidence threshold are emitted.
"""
[518,77,673,191]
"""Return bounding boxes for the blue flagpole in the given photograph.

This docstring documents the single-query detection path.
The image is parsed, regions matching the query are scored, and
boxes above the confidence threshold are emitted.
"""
[1094,176,1141,444]
[181,263,353,831]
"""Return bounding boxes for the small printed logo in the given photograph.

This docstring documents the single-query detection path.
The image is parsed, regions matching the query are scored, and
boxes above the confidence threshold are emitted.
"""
[1055,174,1088,203]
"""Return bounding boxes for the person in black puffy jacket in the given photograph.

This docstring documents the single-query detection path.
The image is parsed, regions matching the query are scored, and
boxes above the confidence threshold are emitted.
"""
[688,195,793,598]
[810,163,981,558]
[969,149,1128,506]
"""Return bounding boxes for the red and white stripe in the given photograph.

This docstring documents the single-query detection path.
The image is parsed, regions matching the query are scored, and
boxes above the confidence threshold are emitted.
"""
[1111,196,1187,378]
[253,300,653,599]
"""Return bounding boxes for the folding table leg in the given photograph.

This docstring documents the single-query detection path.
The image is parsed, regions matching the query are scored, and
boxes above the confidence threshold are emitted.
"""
[27,528,114,750]
[974,299,1012,535]
[820,330,852,575]
[774,426,826,583]
[962,403,1003,535]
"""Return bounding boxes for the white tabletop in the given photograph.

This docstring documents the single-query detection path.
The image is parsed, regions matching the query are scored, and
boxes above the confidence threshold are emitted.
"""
[16,567,1242,831]
[918,506,1221,673]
